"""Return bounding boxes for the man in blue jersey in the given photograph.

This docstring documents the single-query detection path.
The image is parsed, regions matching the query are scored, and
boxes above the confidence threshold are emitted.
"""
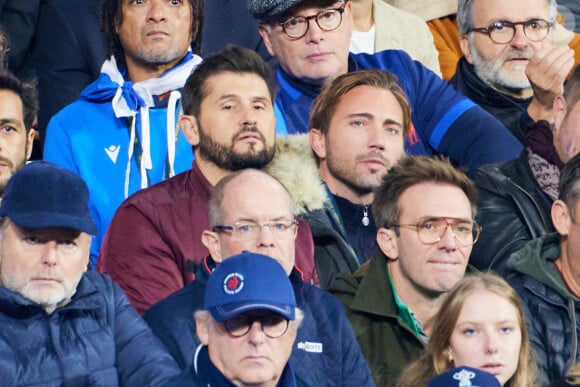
[248,0,523,169]
[44,0,204,265]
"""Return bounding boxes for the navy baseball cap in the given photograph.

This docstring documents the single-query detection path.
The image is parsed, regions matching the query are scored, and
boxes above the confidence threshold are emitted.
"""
[428,366,501,387]
[248,0,343,21]
[0,161,97,235]
[205,251,296,322]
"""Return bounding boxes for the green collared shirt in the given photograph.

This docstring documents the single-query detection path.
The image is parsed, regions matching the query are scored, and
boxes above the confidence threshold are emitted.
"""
[388,269,429,344]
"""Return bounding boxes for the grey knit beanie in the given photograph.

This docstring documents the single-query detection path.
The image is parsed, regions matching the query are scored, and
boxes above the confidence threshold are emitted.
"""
[248,0,343,21]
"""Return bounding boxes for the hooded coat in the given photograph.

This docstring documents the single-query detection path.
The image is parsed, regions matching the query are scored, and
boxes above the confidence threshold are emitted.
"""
[266,134,371,288]
[507,234,580,385]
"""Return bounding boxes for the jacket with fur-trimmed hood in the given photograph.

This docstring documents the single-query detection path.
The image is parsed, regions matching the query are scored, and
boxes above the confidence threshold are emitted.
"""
[267,134,371,288]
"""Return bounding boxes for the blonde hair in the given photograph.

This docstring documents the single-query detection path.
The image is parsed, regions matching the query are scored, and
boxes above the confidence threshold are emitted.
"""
[396,273,537,387]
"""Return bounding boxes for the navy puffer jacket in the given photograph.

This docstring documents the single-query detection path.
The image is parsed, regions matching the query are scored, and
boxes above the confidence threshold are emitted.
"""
[145,256,375,387]
[0,271,180,386]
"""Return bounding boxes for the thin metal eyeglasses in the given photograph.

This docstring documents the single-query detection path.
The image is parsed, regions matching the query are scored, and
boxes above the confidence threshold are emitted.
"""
[212,219,299,241]
[223,313,290,338]
[466,19,553,44]
[278,6,346,39]
[391,218,482,246]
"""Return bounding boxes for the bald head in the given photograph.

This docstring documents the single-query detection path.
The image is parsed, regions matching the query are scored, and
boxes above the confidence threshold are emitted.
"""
[204,169,298,273]
[209,169,294,227]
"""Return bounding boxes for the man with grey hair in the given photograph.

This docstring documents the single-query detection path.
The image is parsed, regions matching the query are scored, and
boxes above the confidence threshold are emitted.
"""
[248,0,523,170]
[0,161,181,385]
[453,0,575,143]
[165,251,304,386]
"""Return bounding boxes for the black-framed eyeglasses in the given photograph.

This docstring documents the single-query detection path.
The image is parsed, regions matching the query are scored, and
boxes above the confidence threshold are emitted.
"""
[212,219,299,241]
[278,5,346,39]
[391,218,482,246]
[466,19,553,44]
[223,313,290,339]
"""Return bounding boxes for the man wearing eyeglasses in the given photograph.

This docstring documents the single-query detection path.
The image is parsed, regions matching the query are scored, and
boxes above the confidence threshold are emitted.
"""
[165,251,304,386]
[453,0,575,143]
[97,46,318,315]
[145,168,374,386]
[248,0,523,170]
[330,156,480,387]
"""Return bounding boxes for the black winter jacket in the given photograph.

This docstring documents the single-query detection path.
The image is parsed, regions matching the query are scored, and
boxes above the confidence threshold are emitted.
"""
[471,151,554,274]
[450,57,531,144]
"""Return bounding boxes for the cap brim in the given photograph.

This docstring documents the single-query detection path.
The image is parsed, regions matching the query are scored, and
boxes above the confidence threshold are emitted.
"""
[210,302,295,322]
[10,212,98,235]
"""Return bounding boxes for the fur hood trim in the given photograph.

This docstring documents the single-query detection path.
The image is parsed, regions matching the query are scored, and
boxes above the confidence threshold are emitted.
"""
[266,134,327,215]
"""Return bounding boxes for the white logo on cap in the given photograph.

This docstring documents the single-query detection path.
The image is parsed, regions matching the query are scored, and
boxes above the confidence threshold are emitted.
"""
[223,273,244,295]
[453,369,476,386]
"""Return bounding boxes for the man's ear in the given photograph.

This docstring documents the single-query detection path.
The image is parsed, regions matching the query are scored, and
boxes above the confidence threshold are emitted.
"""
[202,230,223,263]
[376,228,399,261]
[309,128,327,160]
[195,314,210,345]
[552,95,567,134]
[180,114,200,147]
[258,24,276,57]
[460,35,473,64]
[552,199,572,236]
[25,129,35,160]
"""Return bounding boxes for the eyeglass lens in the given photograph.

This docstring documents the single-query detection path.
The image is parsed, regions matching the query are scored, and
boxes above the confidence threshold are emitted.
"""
[417,219,479,245]
[224,313,290,338]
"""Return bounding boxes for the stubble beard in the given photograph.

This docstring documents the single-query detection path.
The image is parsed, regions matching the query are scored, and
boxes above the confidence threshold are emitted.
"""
[469,38,533,93]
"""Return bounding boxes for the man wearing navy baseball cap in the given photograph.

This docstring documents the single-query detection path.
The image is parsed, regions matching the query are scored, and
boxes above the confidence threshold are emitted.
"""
[168,251,303,386]
[0,161,181,385]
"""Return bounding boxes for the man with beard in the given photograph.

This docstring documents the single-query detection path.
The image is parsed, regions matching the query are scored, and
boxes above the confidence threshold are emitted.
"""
[0,71,36,198]
[44,0,204,265]
[452,0,575,143]
[267,70,410,288]
[97,46,317,315]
